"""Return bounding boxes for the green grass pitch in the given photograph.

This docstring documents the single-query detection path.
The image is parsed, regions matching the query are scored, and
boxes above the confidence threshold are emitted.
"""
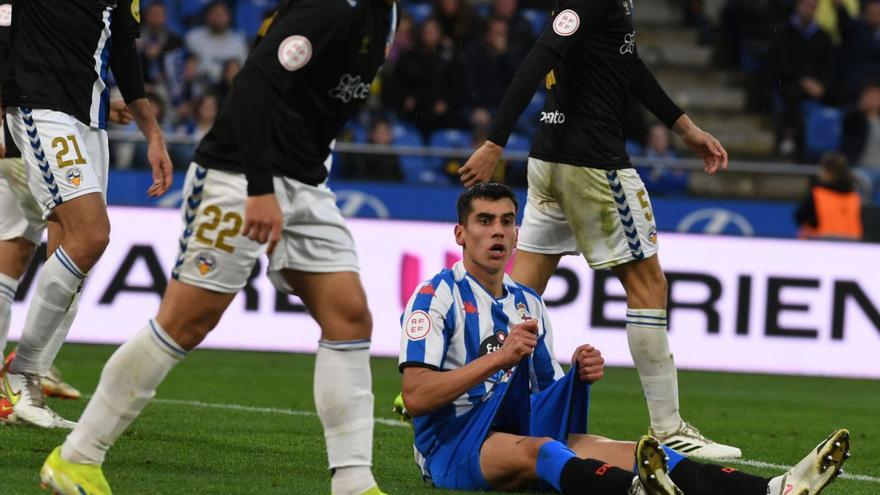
[3,344,878,494]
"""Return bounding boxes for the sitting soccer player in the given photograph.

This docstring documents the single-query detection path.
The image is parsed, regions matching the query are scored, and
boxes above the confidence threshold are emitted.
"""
[397,183,850,495]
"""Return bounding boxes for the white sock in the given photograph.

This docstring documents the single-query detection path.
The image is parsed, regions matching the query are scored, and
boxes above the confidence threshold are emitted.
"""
[0,272,18,361]
[315,340,376,495]
[766,475,784,494]
[626,308,682,434]
[40,291,80,376]
[10,247,84,375]
[62,320,186,464]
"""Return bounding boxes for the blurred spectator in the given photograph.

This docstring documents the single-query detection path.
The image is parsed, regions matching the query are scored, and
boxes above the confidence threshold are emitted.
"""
[391,18,458,136]
[683,0,713,46]
[185,1,248,84]
[457,17,519,129]
[340,118,404,182]
[138,1,184,85]
[212,58,241,106]
[718,0,794,70]
[842,81,880,194]
[768,0,835,157]
[433,0,484,48]
[167,53,210,128]
[795,152,863,239]
[386,13,416,67]
[490,0,535,59]
[636,123,689,195]
[834,0,880,103]
[816,0,858,43]
[192,93,220,141]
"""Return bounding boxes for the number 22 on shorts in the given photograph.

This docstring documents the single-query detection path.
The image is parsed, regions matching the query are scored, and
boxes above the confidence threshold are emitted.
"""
[195,205,243,253]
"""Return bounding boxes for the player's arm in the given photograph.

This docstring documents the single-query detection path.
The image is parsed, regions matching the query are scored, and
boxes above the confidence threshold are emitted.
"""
[460,0,602,186]
[458,44,560,187]
[629,56,728,174]
[402,319,539,416]
[110,38,172,197]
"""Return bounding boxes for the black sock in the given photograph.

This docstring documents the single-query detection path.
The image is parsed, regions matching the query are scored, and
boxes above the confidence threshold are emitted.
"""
[559,458,633,494]
[669,458,770,495]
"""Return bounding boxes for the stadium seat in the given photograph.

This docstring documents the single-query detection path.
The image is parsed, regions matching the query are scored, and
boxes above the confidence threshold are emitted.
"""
[235,0,277,39]
[802,102,842,160]
[428,128,469,182]
[177,0,214,26]
[404,2,432,25]
[342,121,368,144]
[625,139,643,158]
[392,123,437,183]
[521,9,549,36]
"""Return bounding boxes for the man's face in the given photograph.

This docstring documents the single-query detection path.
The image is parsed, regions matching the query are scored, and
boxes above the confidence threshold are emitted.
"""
[797,0,817,21]
[145,4,166,30]
[206,4,231,32]
[865,2,880,31]
[455,198,518,273]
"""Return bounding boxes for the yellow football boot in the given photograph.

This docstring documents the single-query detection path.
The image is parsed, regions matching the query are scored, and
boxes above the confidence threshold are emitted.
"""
[40,446,112,495]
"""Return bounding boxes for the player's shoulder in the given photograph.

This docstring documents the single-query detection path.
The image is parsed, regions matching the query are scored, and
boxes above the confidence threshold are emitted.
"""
[283,0,357,20]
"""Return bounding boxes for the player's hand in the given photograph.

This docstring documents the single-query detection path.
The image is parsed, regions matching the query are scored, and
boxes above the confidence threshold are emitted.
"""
[459,141,503,187]
[146,135,173,197]
[675,116,728,175]
[243,194,283,255]
[571,344,605,383]
[109,99,133,125]
[495,319,539,369]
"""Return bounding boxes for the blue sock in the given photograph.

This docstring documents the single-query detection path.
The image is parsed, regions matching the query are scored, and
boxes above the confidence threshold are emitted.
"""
[662,446,686,471]
[632,445,686,473]
[536,441,577,492]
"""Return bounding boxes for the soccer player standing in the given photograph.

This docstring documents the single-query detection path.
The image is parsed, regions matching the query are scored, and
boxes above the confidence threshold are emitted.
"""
[459,0,737,458]
[398,183,849,495]
[0,0,172,428]
[41,1,395,494]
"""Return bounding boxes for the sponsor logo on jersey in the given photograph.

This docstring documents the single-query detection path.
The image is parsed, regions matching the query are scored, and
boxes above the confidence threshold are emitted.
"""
[552,9,580,36]
[620,31,636,55]
[405,310,431,340]
[539,110,566,124]
[329,74,372,103]
[479,330,507,357]
[278,35,313,72]
[196,253,216,276]
[65,168,82,187]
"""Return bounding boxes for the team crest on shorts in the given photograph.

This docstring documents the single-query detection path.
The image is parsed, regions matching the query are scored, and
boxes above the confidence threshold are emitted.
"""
[196,253,217,276]
[648,230,658,245]
[65,168,82,187]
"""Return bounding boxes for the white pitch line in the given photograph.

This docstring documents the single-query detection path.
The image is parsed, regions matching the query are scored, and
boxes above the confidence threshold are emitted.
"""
[149,397,879,484]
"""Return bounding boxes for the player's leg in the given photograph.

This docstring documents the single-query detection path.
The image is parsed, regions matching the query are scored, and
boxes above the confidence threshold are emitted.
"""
[59,280,234,465]
[0,162,42,361]
[480,432,678,494]
[44,164,259,493]
[280,270,379,495]
[552,166,739,459]
[510,251,562,294]
[3,110,110,427]
[268,177,379,495]
[512,158,579,293]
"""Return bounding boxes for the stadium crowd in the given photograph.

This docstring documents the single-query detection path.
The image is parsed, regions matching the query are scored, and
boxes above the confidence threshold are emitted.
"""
[112,0,879,204]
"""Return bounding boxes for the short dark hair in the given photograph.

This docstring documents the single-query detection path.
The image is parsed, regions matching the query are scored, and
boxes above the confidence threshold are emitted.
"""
[456,183,519,224]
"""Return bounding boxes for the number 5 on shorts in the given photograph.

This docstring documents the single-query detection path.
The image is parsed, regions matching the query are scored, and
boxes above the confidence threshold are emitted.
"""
[195,205,243,253]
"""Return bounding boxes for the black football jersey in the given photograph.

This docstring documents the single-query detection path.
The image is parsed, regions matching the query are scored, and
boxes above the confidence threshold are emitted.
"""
[0,1,19,158]
[530,0,638,169]
[2,0,140,129]
[194,0,396,190]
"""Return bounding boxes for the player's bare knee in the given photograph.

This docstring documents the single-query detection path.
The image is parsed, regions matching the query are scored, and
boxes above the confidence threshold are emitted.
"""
[524,436,555,465]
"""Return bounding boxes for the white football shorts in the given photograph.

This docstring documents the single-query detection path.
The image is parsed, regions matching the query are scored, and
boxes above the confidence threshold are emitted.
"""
[172,162,359,294]
[0,157,45,244]
[6,107,109,218]
[518,158,659,270]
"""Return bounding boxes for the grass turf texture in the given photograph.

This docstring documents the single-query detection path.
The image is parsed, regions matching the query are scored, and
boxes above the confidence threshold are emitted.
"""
[2,343,877,494]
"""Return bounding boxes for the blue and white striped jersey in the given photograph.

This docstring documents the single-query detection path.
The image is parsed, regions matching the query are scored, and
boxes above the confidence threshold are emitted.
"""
[399,261,565,457]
